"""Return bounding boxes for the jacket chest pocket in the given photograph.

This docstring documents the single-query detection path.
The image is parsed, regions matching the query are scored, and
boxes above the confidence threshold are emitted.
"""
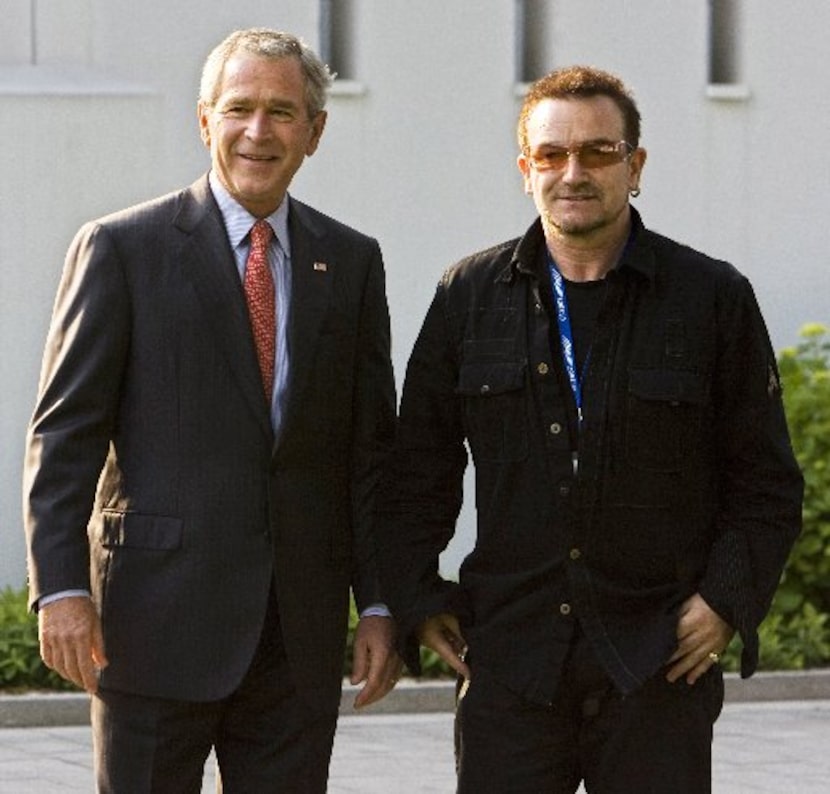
[457,358,528,462]
[625,368,706,472]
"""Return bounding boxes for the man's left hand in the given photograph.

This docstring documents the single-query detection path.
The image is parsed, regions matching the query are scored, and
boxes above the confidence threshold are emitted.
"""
[349,615,404,709]
[667,592,735,685]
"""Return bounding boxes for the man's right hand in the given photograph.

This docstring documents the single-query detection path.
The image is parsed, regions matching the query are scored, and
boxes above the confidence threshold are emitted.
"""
[416,612,471,679]
[38,596,108,694]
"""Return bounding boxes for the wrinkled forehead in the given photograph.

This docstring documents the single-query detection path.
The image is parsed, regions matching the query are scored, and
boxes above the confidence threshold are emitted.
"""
[217,52,305,95]
[526,96,627,146]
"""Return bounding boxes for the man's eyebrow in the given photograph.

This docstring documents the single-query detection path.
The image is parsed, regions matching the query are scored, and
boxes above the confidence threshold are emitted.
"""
[265,98,301,109]
[216,93,251,106]
[216,95,301,110]
[532,137,618,150]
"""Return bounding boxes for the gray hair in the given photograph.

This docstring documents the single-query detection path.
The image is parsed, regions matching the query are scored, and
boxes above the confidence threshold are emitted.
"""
[199,28,333,118]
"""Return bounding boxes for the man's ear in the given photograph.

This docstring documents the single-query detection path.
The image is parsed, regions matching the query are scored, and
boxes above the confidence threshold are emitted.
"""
[197,102,211,148]
[517,153,533,194]
[305,110,328,157]
[628,146,647,192]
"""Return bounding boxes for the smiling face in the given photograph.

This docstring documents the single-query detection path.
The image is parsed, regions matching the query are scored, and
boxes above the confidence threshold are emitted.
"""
[198,52,326,217]
[517,95,645,247]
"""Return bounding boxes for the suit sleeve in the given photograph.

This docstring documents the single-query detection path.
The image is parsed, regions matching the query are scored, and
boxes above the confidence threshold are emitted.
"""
[23,222,130,608]
[374,280,469,671]
[348,239,398,612]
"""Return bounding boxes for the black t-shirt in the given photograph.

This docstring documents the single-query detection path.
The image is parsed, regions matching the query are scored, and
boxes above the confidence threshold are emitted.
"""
[563,278,607,374]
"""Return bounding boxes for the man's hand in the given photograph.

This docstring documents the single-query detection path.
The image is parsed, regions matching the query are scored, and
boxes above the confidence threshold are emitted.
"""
[417,613,470,680]
[667,592,734,685]
[350,615,403,709]
[38,596,108,694]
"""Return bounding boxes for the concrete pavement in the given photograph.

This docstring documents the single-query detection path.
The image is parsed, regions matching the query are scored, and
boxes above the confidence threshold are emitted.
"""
[2,673,830,792]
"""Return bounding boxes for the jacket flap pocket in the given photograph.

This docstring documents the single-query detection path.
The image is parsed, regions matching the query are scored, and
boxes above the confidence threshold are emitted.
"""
[97,511,183,550]
[628,368,705,404]
[457,360,526,397]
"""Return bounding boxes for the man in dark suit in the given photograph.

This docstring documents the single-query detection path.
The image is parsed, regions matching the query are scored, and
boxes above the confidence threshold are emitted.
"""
[23,27,400,792]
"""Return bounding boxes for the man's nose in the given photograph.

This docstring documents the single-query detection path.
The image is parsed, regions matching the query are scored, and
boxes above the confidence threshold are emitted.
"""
[561,151,587,181]
[245,109,273,139]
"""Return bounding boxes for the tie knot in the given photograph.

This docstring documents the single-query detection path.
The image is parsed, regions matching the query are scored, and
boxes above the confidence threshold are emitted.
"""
[250,219,273,248]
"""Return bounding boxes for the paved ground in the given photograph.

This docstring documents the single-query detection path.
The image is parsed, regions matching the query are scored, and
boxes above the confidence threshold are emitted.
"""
[1,700,829,792]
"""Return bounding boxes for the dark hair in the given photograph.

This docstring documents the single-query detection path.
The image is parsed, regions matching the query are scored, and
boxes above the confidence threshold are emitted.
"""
[517,65,641,152]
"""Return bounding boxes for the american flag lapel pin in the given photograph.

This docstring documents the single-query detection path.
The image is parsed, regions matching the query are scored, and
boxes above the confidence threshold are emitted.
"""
[313,261,328,272]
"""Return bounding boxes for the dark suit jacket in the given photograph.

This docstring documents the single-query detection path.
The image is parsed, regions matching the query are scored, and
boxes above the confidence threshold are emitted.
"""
[24,175,396,712]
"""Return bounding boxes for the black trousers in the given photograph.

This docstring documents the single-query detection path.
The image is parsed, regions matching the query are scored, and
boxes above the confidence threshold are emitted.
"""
[92,596,338,794]
[456,630,724,794]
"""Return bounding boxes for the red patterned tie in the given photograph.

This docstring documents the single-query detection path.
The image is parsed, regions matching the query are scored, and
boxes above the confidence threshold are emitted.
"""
[244,219,276,400]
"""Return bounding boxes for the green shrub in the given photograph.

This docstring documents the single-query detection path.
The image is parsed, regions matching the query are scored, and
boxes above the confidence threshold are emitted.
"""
[722,324,830,671]
[776,324,830,618]
[0,586,76,691]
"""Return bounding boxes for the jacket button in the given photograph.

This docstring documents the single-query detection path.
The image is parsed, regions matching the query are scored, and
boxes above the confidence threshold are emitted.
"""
[558,482,571,497]
[559,603,572,616]
[480,384,490,394]
[549,422,562,435]
[537,362,549,375]
[569,548,581,560]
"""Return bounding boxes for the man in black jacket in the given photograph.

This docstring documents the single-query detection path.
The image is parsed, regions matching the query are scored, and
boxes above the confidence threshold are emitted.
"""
[377,66,802,793]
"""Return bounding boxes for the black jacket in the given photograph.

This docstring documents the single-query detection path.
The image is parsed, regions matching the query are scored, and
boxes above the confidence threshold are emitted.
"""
[377,209,802,704]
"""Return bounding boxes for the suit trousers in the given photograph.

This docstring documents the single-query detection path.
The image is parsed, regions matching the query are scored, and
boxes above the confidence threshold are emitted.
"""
[91,594,339,794]
[455,627,724,794]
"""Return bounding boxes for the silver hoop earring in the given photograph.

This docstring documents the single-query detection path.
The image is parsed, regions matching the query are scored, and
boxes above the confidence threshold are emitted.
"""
[629,187,641,198]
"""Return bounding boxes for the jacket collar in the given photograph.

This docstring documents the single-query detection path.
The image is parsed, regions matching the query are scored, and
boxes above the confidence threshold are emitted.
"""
[505,206,657,284]
[618,207,657,283]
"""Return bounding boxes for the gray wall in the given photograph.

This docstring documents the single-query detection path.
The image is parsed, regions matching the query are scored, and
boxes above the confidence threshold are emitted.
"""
[2,0,828,589]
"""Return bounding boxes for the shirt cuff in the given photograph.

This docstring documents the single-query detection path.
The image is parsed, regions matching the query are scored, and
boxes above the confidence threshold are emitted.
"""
[359,603,392,619]
[38,589,92,609]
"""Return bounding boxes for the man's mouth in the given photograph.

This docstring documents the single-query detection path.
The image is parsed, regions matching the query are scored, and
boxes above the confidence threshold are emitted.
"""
[240,153,277,162]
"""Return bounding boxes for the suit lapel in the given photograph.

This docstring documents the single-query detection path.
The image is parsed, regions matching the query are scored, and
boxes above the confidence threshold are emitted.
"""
[174,176,273,439]
[279,198,335,438]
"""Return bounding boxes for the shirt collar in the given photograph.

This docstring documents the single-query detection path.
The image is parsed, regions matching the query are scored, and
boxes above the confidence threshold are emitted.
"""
[208,170,291,256]
[508,207,655,284]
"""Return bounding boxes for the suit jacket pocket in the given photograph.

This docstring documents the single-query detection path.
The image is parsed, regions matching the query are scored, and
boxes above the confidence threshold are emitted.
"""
[96,510,184,550]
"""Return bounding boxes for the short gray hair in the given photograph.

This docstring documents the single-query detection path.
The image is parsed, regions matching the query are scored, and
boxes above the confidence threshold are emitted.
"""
[199,28,333,118]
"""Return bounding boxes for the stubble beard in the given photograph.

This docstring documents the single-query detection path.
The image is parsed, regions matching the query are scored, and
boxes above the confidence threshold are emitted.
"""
[542,208,607,240]
[541,192,632,243]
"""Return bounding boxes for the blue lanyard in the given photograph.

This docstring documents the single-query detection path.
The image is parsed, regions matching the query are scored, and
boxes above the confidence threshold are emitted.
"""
[547,252,586,426]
